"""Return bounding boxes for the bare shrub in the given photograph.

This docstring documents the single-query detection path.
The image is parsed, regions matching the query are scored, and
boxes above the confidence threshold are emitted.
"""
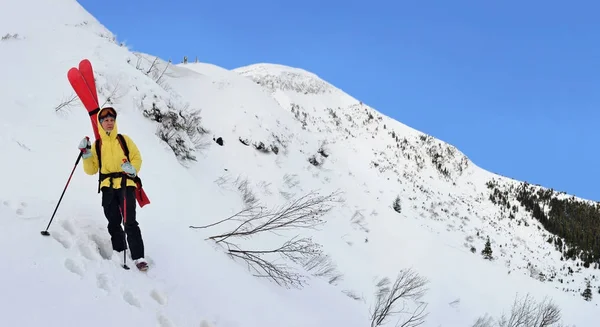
[234,176,258,208]
[257,180,273,196]
[351,210,369,233]
[54,93,78,114]
[221,235,321,288]
[472,314,494,327]
[196,191,341,242]
[99,75,129,107]
[214,175,230,187]
[1,33,20,41]
[343,289,364,302]
[154,59,171,85]
[279,190,295,200]
[189,190,343,288]
[283,173,301,189]
[472,293,565,327]
[370,268,429,327]
[302,253,343,285]
[129,54,173,91]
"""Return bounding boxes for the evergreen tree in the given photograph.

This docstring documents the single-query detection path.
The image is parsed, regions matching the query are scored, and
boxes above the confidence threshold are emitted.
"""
[481,236,493,260]
[582,280,592,301]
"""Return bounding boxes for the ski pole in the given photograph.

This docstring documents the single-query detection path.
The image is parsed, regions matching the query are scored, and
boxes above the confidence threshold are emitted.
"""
[121,167,130,270]
[41,151,83,236]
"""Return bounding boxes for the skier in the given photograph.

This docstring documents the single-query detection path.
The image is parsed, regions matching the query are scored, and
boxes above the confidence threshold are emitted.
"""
[77,107,148,271]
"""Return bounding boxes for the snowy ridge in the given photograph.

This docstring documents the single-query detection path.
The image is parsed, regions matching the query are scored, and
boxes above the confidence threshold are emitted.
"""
[234,63,336,95]
[232,61,600,301]
[0,0,598,326]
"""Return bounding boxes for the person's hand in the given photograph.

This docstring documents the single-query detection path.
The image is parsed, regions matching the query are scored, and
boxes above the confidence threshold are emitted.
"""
[121,161,136,177]
[78,137,92,159]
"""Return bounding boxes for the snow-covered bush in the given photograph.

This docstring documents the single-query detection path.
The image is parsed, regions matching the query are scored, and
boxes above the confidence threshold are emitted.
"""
[139,98,209,162]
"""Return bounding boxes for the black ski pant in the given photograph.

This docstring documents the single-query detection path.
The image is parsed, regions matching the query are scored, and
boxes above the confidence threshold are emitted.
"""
[101,185,145,260]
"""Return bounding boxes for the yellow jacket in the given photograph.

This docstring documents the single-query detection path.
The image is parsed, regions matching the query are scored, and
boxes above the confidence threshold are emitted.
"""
[82,109,142,189]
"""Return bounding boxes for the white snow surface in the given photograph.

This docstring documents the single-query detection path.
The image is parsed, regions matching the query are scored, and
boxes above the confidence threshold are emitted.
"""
[0,1,597,326]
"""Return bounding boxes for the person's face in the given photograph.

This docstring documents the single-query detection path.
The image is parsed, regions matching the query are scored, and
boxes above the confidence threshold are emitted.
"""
[101,116,115,132]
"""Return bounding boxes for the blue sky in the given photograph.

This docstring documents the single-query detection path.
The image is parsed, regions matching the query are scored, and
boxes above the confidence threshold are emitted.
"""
[78,0,600,201]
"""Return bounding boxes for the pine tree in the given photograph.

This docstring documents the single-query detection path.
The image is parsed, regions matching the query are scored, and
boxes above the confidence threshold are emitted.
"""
[582,280,592,301]
[481,236,493,260]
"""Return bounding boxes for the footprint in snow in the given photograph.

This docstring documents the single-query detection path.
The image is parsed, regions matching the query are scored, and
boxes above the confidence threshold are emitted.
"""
[15,202,25,216]
[61,220,76,235]
[51,231,71,249]
[77,240,99,261]
[89,233,113,260]
[157,314,174,327]
[150,289,166,305]
[123,290,141,308]
[77,233,115,262]
[96,273,110,292]
[199,320,216,327]
[64,258,84,278]
[4,200,39,220]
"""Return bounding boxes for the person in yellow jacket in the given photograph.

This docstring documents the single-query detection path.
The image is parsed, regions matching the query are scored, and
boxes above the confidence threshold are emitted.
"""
[77,107,148,271]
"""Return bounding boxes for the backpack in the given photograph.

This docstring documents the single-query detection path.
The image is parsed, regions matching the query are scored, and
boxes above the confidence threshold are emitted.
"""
[94,134,143,193]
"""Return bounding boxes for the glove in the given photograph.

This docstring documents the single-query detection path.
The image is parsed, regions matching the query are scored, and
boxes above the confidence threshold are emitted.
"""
[121,161,136,177]
[78,137,92,159]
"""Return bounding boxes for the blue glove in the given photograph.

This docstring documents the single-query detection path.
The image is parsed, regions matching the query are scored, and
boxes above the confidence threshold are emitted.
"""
[121,161,136,177]
[78,137,92,159]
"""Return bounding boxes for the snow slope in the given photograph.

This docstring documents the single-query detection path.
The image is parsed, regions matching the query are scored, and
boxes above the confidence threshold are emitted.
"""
[0,0,597,326]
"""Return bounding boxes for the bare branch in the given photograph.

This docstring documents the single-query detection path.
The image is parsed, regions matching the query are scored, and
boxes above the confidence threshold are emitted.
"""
[473,293,566,327]
[155,59,171,84]
[200,190,342,243]
[370,268,429,327]
[54,93,78,113]
[472,314,494,327]
[501,293,536,327]
[531,296,561,327]
[189,190,344,289]
[145,57,158,75]
[100,75,128,107]
[399,302,428,327]
[189,206,256,230]
[220,236,320,288]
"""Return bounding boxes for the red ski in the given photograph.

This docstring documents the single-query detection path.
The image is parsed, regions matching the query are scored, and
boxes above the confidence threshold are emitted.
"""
[79,59,99,109]
[67,59,150,208]
[68,66,101,141]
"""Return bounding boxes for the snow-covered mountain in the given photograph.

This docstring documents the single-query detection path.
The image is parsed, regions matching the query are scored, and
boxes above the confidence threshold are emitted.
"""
[0,0,597,326]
